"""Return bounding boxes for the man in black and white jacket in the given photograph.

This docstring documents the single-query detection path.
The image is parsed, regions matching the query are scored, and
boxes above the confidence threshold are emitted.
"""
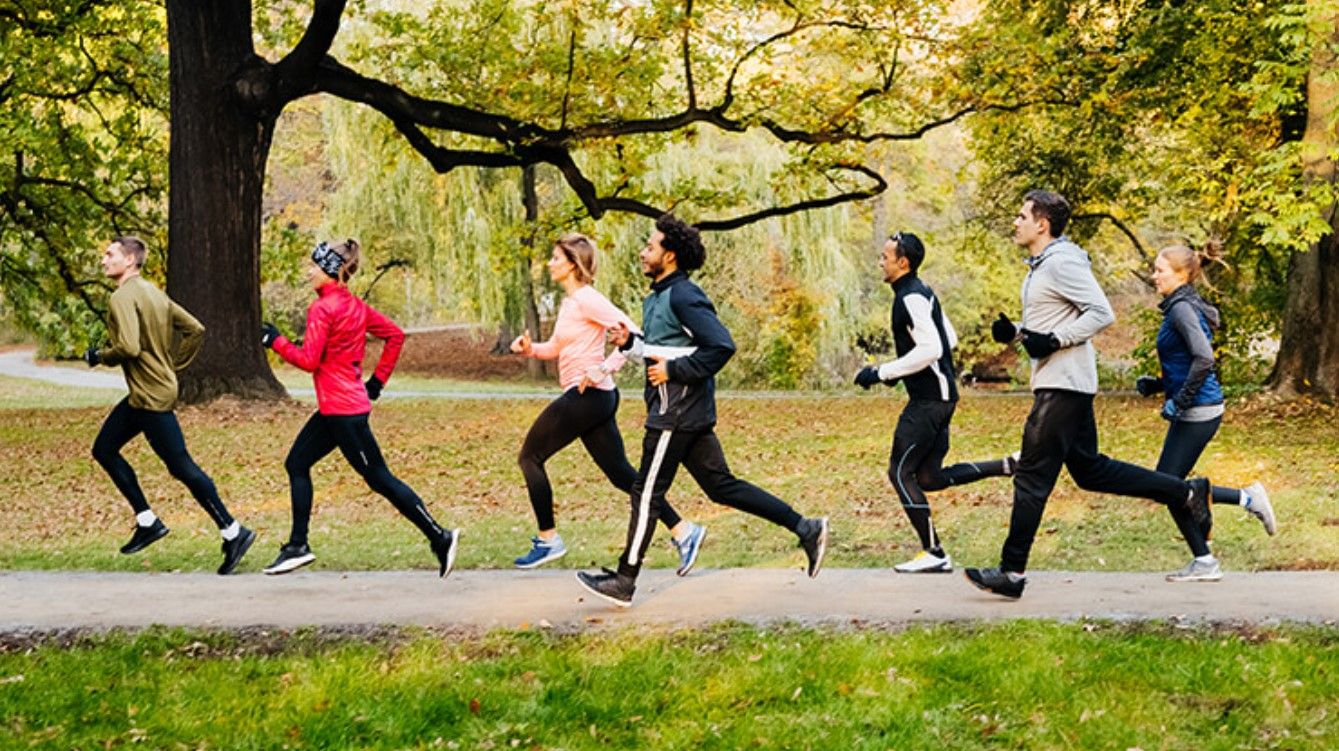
[855,232,1017,574]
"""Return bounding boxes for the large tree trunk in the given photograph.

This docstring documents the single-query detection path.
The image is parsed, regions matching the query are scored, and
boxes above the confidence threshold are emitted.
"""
[166,0,285,402]
[1270,1,1339,399]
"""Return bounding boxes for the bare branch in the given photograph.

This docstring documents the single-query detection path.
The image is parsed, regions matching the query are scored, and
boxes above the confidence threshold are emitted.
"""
[274,0,349,100]
[560,29,577,130]
[1072,211,1154,287]
[682,0,696,110]
[391,119,525,172]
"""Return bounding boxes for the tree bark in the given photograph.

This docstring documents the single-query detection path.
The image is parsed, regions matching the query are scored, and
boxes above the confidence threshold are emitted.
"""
[166,0,285,402]
[1270,1,1339,400]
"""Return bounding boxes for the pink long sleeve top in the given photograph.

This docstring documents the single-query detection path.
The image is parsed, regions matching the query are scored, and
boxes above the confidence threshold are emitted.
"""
[529,285,637,392]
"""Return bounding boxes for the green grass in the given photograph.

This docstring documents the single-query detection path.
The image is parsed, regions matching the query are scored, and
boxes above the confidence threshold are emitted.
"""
[0,374,121,410]
[1,385,1334,574]
[1,622,1336,750]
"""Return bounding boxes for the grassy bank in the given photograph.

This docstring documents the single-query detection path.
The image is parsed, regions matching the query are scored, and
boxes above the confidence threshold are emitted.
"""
[2,622,1336,750]
[1,385,1333,574]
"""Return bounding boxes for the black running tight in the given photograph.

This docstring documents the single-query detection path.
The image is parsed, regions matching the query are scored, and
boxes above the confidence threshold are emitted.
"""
[284,412,444,546]
[92,398,234,528]
[519,386,682,532]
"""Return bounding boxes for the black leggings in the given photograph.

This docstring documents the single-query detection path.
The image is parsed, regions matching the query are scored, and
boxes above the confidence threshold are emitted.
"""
[1002,390,1191,572]
[92,398,234,528]
[617,427,802,578]
[1156,416,1244,556]
[284,412,445,547]
[519,387,681,532]
[888,399,1012,552]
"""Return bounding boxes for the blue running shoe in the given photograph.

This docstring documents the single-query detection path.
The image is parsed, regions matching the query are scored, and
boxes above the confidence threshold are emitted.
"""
[672,522,707,576]
[514,534,567,569]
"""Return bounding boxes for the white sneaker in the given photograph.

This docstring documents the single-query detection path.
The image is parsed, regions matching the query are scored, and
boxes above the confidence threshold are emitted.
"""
[1166,557,1223,582]
[894,550,952,573]
[1243,482,1277,536]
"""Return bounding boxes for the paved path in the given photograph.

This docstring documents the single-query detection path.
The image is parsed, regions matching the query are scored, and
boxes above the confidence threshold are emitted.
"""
[3,569,1334,633]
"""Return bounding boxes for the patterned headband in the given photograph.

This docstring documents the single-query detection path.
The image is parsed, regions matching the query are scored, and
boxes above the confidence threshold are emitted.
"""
[311,241,346,278]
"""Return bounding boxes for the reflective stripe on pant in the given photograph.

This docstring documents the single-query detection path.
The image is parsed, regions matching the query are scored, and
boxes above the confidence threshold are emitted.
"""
[618,427,803,578]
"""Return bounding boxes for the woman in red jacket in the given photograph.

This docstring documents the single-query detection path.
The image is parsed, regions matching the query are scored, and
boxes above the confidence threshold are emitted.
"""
[260,239,459,577]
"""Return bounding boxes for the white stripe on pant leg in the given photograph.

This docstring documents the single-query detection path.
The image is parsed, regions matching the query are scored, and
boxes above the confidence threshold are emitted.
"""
[628,430,673,566]
[895,443,930,510]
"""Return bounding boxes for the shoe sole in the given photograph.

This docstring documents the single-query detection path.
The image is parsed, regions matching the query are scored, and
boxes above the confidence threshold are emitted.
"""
[440,529,461,578]
[894,562,953,574]
[574,572,632,608]
[1166,571,1224,582]
[806,518,829,579]
[263,553,316,575]
[120,525,170,555]
[962,569,1023,599]
[514,546,567,570]
[676,527,706,577]
[217,529,256,576]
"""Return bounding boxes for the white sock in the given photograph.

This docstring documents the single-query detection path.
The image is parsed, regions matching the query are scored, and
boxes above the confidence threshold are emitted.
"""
[135,510,157,527]
[1195,554,1217,564]
[1239,489,1250,507]
[220,521,240,541]
[673,525,692,544]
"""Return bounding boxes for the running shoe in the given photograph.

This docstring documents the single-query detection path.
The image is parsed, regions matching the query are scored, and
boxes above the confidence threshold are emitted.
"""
[1166,556,1223,582]
[1243,482,1277,536]
[576,568,635,607]
[796,517,829,578]
[217,525,256,575]
[671,522,707,576]
[894,549,952,573]
[263,543,315,575]
[432,529,460,578]
[120,519,169,555]
[514,534,567,569]
[963,567,1026,599]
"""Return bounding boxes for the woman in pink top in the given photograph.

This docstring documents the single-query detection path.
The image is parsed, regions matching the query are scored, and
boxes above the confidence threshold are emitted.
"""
[510,234,704,572]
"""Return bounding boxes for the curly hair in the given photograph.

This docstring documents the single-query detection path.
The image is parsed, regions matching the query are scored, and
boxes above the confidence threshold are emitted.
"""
[655,214,705,271]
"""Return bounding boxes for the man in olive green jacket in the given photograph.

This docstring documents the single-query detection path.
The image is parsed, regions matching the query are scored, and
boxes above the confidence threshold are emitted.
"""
[86,236,255,575]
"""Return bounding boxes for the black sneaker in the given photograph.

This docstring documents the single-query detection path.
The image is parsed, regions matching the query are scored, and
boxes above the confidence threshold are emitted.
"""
[217,525,256,575]
[964,567,1026,599]
[431,529,460,578]
[575,568,636,608]
[120,519,169,554]
[1185,477,1212,540]
[796,517,829,578]
[262,543,315,575]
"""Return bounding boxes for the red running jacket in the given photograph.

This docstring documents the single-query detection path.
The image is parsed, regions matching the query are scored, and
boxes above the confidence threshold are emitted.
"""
[273,282,404,415]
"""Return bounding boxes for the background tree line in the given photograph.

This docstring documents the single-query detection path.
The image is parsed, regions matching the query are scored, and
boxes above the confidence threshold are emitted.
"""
[3,0,1336,397]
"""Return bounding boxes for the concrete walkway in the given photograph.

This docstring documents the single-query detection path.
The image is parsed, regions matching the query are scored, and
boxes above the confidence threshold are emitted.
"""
[3,569,1335,633]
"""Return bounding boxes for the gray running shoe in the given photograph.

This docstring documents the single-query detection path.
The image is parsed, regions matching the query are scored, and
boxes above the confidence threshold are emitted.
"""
[1243,482,1277,536]
[1166,557,1223,583]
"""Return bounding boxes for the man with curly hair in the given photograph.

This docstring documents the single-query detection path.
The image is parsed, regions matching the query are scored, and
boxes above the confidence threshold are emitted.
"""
[576,214,829,607]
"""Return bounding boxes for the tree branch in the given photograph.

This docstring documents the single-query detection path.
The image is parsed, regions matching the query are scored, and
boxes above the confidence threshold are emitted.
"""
[274,0,349,101]
[1072,211,1154,286]
[682,0,696,110]
[391,119,526,172]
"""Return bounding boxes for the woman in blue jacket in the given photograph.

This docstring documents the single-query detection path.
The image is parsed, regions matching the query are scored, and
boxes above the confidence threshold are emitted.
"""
[1135,244,1275,581]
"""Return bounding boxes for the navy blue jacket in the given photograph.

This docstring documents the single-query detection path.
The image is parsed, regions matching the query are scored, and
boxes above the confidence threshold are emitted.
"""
[1157,284,1224,409]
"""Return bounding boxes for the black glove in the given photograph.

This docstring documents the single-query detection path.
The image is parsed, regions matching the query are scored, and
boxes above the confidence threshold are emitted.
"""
[1135,375,1164,398]
[260,323,280,349]
[365,375,383,401]
[83,346,101,367]
[991,313,1018,344]
[854,366,882,390]
[1020,329,1061,359]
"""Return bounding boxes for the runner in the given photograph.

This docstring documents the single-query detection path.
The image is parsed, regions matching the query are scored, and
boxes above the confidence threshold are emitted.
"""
[576,215,828,607]
[260,239,459,577]
[1132,242,1276,580]
[509,233,705,573]
[85,236,255,574]
[964,190,1219,598]
[854,231,1017,574]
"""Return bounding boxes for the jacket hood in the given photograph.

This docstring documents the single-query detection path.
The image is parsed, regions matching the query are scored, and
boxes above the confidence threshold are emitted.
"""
[1160,283,1221,330]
